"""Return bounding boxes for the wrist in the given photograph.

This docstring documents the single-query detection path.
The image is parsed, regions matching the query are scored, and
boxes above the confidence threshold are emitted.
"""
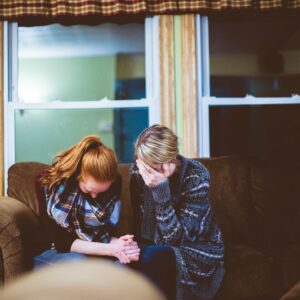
[97,243,112,256]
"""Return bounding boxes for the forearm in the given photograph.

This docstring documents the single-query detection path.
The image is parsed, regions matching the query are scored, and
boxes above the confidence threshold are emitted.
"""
[156,205,184,244]
[70,239,112,256]
[152,180,210,245]
[151,181,184,244]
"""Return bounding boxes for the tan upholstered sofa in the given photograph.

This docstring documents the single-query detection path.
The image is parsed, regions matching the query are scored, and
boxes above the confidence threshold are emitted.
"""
[1,156,300,300]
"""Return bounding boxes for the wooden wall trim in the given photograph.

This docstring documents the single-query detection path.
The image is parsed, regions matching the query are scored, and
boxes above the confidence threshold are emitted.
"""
[0,22,3,196]
[181,15,198,157]
[159,15,176,132]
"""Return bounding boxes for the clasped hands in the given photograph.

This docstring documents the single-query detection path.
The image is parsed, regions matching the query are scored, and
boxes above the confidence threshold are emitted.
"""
[109,235,140,264]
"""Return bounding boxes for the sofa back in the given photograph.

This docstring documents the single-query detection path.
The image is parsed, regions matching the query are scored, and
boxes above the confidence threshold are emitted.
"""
[7,162,134,237]
[8,162,48,215]
[7,156,300,249]
[249,158,300,248]
[200,156,260,246]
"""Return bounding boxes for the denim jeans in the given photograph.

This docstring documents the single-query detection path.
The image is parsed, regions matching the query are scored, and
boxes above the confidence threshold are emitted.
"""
[34,248,124,270]
[130,245,176,300]
[34,249,87,269]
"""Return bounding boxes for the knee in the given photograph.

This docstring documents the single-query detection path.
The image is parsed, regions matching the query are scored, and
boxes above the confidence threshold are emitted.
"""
[61,252,86,261]
[141,246,175,266]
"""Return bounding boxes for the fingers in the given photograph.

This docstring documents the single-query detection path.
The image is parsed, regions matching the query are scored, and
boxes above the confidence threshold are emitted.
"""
[137,159,169,187]
[118,249,140,264]
[123,244,140,252]
[119,234,134,244]
[120,234,134,240]
[136,159,147,172]
[127,254,140,262]
[118,247,138,264]
[122,250,140,263]
[124,245,140,253]
[118,251,131,264]
[137,160,154,177]
[137,159,160,175]
[162,162,171,177]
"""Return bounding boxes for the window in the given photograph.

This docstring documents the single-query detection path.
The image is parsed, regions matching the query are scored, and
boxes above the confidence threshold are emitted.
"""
[209,104,300,166]
[209,16,300,98]
[18,23,146,102]
[4,18,159,183]
[197,15,300,166]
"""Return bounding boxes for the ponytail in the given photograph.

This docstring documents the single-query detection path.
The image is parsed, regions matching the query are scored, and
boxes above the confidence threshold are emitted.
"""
[40,135,117,189]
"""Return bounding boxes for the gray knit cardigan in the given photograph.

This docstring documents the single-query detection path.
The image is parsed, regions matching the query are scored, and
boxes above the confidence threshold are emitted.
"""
[129,155,225,300]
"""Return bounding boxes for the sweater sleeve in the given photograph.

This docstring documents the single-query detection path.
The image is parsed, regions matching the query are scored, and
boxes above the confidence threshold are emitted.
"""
[150,165,212,246]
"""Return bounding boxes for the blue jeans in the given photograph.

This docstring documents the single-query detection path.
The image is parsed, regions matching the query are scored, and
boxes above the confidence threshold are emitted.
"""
[130,245,176,300]
[34,248,123,270]
[34,249,86,269]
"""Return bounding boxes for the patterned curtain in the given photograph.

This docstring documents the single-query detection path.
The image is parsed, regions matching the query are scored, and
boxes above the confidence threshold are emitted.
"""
[1,0,300,20]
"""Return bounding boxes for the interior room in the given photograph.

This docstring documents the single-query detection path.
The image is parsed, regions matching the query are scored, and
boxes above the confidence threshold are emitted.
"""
[0,1,300,300]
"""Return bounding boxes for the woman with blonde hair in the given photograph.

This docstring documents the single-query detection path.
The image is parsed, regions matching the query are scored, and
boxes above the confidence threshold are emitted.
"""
[35,135,140,267]
[130,125,225,300]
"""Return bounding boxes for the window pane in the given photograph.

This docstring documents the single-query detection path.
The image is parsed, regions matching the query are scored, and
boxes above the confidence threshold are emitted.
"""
[209,16,300,97]
[15,108,148,163]
[209,104,300,166]
[18,23,145,102]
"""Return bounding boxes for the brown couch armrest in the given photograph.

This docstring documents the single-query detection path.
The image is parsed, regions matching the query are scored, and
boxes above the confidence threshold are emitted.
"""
[0,197,44,286]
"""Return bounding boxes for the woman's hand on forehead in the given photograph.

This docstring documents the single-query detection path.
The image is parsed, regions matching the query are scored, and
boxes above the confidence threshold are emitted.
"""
[137,159,161,174]
[136,159,170,187]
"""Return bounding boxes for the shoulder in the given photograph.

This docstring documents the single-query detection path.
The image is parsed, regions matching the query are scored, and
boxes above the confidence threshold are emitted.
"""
[129,163,144,190]
[47,181,68,196]
[129,163,142,182]
[129,163,139,175]
[180,158,210,199]
[181,157,210,186]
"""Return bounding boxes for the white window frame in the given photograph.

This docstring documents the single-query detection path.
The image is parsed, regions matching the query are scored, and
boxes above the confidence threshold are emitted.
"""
[196,15,300,158]
[3,17,160,192]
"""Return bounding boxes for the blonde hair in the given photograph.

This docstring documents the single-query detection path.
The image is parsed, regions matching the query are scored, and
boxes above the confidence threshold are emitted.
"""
[134,124,179,165]
[40,135,117,189]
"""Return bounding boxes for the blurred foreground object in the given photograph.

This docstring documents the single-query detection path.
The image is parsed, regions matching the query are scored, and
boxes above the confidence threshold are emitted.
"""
[0,259,165,300]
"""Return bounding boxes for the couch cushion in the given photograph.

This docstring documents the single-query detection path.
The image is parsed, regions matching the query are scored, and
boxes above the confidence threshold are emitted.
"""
[8,162,49,215]
[200,156,261,246]
[280,278,300,300]
[216,244,282,300]
[250,159,300,248]
[280,244,300,291]
[115,163,133,236]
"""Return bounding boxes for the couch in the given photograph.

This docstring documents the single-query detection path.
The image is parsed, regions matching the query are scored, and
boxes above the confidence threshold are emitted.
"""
[1,156,300,299]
